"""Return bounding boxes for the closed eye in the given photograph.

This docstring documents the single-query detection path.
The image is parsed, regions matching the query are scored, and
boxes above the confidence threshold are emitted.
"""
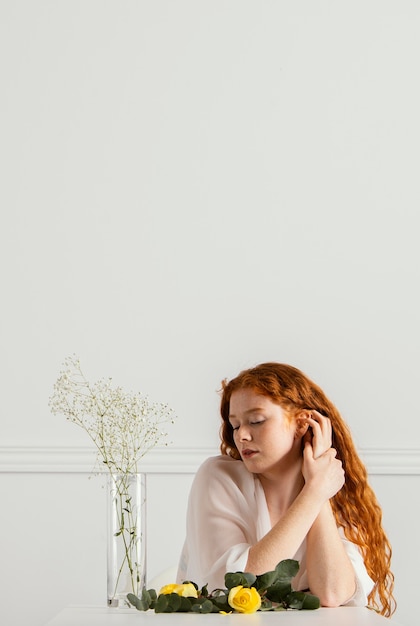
[230,421,264,430]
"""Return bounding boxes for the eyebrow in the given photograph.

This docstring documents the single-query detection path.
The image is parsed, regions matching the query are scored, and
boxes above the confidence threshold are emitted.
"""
[228,408,265,420]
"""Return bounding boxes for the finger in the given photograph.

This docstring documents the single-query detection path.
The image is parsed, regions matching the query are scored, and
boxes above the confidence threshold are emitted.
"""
[307,410,331,428]
[303,437,313,459]
[303,430,312,446]
[326,447,338,459]
[306,414,332,439]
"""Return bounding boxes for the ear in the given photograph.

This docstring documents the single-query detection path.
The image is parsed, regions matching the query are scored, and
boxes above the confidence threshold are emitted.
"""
[294,411,311,439]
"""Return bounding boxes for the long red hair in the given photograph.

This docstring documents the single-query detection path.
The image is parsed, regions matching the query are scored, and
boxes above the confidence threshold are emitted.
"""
[219,362,395,617]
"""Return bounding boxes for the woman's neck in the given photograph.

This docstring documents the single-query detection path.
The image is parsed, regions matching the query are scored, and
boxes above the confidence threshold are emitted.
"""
[257,456,304,524]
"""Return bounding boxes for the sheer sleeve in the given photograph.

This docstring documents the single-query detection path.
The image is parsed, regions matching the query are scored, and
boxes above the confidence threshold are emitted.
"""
[340,535,374,606]
[177,455,259,590]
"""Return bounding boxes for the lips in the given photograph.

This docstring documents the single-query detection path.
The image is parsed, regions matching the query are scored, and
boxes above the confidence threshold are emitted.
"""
[241,449,258,459]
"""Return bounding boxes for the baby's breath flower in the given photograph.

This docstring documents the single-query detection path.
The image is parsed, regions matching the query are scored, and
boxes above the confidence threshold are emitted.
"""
[50,356,178,603]
[49,355,176,474]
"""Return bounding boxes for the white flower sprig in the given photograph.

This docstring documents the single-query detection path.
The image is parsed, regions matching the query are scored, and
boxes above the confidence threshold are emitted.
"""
[50,355,177,604]
[49,355,176,474]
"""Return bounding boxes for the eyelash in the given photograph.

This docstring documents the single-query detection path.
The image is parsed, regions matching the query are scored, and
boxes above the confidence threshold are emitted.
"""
[231,421,264,431]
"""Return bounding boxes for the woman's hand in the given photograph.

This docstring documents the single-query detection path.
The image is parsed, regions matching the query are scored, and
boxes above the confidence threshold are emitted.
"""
[304,410,332,459]
[302,442,345,502]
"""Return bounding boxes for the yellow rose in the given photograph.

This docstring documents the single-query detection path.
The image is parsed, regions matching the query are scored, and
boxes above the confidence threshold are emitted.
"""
[158,583,198,598]
[177,583,199,598]
[228,586,261,613]
[159,583,180,595]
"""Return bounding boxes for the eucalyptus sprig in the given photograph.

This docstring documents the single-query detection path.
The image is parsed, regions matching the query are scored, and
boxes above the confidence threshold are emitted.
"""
[127,560,320,614]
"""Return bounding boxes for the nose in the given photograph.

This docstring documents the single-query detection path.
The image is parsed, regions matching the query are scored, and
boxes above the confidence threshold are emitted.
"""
[237,425,252,441]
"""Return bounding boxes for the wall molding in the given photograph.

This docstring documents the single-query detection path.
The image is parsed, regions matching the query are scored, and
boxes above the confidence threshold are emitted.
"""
[0,445,419,475]
[356,448,420,475]
[0,446,217,474]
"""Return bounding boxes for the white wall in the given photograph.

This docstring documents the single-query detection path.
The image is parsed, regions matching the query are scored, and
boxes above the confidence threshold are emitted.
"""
[1,2,419,625]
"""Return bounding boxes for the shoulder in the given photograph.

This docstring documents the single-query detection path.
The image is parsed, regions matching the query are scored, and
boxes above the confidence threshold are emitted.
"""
[187,456,259,515]
[193,455,253,491]
[196,454,246,475]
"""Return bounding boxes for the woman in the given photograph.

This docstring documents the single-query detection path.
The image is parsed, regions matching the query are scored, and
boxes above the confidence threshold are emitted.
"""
[177,362,395,617]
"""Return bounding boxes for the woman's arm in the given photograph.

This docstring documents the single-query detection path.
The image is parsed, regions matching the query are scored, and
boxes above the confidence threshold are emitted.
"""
[303,411,357,605]
[306,501,356,606]
[245,444,345,576]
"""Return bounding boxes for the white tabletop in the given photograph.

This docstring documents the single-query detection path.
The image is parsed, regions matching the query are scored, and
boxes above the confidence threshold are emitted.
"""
[43,605,404,626]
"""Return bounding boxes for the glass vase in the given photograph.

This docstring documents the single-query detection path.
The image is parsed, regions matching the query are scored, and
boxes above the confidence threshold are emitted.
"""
[107,473,147,607]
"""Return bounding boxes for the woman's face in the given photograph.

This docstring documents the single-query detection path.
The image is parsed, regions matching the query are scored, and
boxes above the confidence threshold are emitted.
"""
[228,388,301,476]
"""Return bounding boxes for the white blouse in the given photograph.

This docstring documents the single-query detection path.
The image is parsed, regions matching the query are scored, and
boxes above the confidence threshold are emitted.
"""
[177,455,374,605]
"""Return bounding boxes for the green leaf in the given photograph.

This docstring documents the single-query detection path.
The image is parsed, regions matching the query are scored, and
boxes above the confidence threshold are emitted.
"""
[242,572,257,587]
[302,594,320,610]
[126,593,148,611]
[166,593,182,612]
[141,588,155,608]
[265,580,292,602]
[255,569,278,590]
[191,599,215,613]
[224,572,241,589]
[209,594,230,612]
[146,588,157,603]
[286,591,320,610]
[126,593,138,608]
[285,591,305,610]
[155,592,188,613]
[259,597,274,611]
[126,587,160,611]
[225,571,256,589]
[154,594,170,613]
[275,559,300,579]
[200,583,209,597]
[177,597,193,612]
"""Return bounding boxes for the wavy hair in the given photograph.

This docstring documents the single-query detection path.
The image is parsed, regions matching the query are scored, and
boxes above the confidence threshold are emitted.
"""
[219,362,395,617]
